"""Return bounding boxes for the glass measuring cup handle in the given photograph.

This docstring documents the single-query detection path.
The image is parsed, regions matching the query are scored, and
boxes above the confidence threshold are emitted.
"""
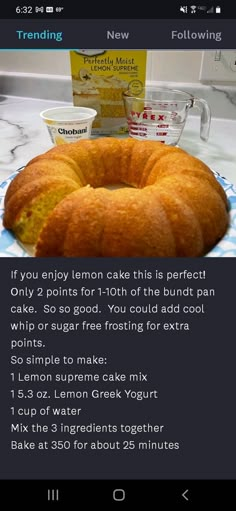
[192,97,211,142]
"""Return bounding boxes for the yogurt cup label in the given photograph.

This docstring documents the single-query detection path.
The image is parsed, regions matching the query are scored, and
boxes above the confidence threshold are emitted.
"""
[45,120,91,145]
[40,106,97,145]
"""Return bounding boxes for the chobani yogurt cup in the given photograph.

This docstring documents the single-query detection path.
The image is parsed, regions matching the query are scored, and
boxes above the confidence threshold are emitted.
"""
[40,106,97,145]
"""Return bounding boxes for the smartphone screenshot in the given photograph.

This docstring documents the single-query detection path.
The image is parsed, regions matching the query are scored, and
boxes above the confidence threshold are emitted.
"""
[0,2,235,506]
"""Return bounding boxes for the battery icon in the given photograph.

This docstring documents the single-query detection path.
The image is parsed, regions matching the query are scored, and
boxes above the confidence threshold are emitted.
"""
[215,6,221,13]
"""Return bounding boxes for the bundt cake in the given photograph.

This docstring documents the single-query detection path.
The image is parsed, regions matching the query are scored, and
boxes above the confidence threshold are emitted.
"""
[3,138,229,257]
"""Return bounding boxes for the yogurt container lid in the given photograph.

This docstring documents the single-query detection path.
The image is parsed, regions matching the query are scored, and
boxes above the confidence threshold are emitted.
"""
[40,106,97,122]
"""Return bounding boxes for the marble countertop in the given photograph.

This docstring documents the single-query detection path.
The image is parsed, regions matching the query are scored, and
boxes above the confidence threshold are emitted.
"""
[0,94,235,185]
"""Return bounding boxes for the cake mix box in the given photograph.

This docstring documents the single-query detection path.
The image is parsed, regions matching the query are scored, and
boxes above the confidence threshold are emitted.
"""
[70,50,147,135]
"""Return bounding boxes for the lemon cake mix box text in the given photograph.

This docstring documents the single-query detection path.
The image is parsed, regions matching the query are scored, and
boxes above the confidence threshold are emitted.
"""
[70,50,147,135]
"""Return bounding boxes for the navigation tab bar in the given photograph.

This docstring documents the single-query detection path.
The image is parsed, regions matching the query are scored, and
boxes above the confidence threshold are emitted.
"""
[0,19,233,49]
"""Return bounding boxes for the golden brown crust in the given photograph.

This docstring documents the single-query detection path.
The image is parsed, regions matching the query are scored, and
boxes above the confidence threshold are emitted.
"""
[119,137,138,185]
[64,188,109,256]
[5,161,81,204]
[91,138,122,185]
[36,189,83,257]
[4,177,78,228]
[27,153,86,184]
[139,145,184,187]
[47,187,176,257]
[128,140,166,187]
[149,186,204,256]
[156,174,228,252]
[3,137,229,257]
[99,187,176,257]
[145,152,227,206]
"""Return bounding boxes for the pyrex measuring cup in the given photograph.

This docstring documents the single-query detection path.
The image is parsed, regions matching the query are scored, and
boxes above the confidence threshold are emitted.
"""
[123,87,211,145]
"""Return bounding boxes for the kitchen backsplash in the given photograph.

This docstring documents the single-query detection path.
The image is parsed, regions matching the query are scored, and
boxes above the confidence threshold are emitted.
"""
[1,72,236,120]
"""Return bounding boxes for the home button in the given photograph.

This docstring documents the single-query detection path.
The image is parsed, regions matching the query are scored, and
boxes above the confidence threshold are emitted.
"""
[113,489,125,501]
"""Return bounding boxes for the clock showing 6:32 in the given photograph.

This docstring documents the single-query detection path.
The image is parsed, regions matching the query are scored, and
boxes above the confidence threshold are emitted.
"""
[15,6,33,14]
